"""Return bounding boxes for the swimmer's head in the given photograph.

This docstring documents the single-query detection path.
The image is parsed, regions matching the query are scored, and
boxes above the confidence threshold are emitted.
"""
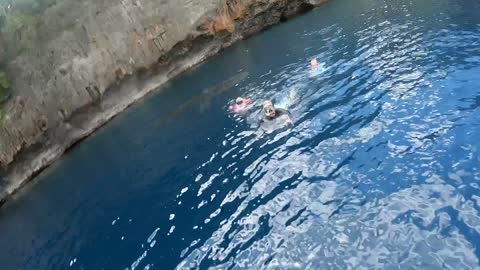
[236,97,245,105]
[263,100,276,118]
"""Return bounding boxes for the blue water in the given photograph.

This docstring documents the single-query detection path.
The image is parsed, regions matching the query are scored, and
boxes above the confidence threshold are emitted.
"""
[2,0,480,269]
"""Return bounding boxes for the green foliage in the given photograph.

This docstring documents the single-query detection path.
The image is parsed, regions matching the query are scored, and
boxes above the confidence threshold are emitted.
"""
[0,71,10,89]
[14,0,41,14]
[0,71,11,104]
[2,13,39,55]
[0,107,4,122]
[0,0,59,60]
[0,0,63,111]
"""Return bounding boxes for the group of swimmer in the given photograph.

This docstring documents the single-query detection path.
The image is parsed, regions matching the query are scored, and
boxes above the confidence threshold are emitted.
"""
[229,57,320,133]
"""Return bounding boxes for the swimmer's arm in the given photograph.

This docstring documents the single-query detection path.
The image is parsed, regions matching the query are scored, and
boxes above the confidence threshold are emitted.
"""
[286,117,294,127]
[276,109,294,125]
[257,117,265,129]
[255,118,266,137]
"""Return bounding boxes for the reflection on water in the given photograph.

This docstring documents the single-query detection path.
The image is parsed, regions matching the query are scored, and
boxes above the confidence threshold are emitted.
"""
[1,0,480,269]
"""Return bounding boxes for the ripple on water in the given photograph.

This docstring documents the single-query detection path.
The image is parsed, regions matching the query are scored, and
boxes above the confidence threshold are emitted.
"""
[174,1,480,269]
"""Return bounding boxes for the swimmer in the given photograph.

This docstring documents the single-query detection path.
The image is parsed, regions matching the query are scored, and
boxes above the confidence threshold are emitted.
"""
[309,57,327,78]
[258,100,293,133]
[311,58,319,70]
[229,97,253,114]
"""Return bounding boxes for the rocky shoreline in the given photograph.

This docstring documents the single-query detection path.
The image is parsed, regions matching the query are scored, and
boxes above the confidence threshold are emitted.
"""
[0,0,331,205]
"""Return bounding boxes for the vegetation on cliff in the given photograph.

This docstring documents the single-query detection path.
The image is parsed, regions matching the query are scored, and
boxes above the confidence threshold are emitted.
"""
[0,0,59,59]
[0,71,10,106]
[0,0,61,104]
[0,72,8,121]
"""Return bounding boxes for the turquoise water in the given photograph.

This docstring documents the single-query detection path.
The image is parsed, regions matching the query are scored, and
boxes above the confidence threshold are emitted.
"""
[1,0,480,269]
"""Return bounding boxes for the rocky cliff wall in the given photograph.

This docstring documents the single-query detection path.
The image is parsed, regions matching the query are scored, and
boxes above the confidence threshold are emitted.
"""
[0,0,331,203]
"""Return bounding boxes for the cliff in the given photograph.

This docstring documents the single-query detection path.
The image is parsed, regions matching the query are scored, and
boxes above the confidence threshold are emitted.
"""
[0,0,330,203]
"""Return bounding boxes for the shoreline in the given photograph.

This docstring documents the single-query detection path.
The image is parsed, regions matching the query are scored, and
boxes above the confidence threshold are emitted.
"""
[0,0,332,206]
[1,35,227,205]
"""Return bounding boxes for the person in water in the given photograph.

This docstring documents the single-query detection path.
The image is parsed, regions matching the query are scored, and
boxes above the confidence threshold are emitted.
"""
[230,97,253,114]
[311,58,319,70]
[258,100,293,133]
[309,57,328,78]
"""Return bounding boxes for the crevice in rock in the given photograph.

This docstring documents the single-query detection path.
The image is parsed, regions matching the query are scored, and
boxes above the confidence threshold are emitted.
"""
[298,3,315,15]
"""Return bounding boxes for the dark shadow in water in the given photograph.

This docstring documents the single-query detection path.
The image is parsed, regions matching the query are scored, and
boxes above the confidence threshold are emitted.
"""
[153,71,249,128]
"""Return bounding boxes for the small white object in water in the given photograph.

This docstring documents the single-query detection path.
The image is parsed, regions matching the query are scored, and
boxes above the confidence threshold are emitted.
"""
[112,217,119,225]
[169,214,175,220]
[147,228,160,243]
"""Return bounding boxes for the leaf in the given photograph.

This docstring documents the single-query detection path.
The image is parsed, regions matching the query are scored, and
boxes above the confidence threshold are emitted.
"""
[0,71,10,89]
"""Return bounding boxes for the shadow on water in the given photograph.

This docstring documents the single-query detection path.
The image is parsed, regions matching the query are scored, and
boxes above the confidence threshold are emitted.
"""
[154,71,249,128]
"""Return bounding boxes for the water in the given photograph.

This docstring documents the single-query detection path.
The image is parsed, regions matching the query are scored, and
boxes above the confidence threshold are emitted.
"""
[2,0,480,269]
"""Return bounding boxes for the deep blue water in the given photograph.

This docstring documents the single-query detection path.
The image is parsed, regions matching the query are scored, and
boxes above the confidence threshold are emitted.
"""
[2,0,480,269]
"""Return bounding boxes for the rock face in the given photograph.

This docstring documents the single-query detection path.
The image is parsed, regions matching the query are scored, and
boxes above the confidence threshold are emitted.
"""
[0,0,331,203]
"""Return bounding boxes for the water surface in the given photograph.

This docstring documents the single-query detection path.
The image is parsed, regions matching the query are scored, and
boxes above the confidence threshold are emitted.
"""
[1,0,480,269]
